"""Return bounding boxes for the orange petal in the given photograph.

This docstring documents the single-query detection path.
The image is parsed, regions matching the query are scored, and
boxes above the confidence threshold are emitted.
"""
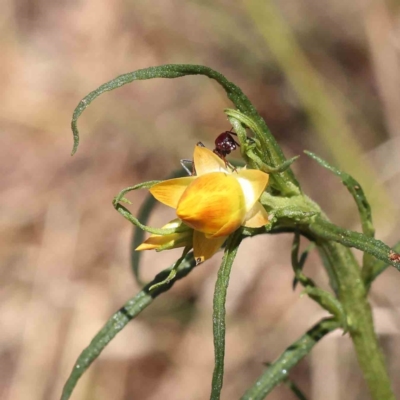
[205,205,244,238]
[176,172,246,237]
[150,177,195,209]
[193,230,226,264]
[193,146,227,176]
[243,202,270,228]
[236,169,269,212]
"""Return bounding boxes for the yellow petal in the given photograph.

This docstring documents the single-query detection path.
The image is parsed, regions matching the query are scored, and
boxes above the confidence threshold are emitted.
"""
[135,235,173,251]
[193,230,226,264]
[136,218,192,251]
[236,169,269,212]
[243,202,270,228]
[135,232,192,251]
[176,172,246,237]
[150,177,195,209]
[193,146,227,176]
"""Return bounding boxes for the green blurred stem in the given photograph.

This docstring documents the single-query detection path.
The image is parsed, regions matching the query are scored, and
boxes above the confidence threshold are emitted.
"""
[244,0,395,224]
[312,230,395,400]
[266,214,395,398]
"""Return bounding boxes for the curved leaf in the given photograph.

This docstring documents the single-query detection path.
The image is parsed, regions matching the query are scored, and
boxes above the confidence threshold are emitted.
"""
[60,252,196,400]
[71,64,289,180]
[304,151,374,238]
[304,150,378,275]
[291,232,346,327]
[113,182,188,235]
[362,241,400,290]
[226,108,300,194]
[309,217,400,271]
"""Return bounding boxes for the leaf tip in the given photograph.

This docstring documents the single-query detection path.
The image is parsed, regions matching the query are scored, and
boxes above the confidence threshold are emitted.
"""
[71,125,79,156]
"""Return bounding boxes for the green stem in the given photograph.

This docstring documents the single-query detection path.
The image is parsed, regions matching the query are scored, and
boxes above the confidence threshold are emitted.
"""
[314,235,394,400]
[210,230,243,400]
[268,208,394,398]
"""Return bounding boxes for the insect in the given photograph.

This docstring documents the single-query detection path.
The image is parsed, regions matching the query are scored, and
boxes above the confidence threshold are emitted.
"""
[180,129,240,176]
[389,251,400,262]
[213,130,240,164]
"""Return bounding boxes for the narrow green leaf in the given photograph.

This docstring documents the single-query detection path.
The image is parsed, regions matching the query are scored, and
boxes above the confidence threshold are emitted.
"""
[226,109,300,195]
[71,65,289,182]
[148,246,191,291]
[241,318,339,400]
[130,193,157,286]
[210,230,243,400]
[291,231,315,288]
[227,112,288,194]
[115,202,190,235]
[304,151,374,238]
[305,150,377,282]
[291,232,346,327]
[309,217,400,270]
[60,252,196,400]
[315,245,340,295]
[301,287,346,329]
[225,108,277,167]
[292,242,315,290]
[113,180,160,203]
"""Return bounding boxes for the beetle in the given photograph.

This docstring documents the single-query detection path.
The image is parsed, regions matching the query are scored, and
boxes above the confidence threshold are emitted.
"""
[180,129,240,175]
[213,130,240,162]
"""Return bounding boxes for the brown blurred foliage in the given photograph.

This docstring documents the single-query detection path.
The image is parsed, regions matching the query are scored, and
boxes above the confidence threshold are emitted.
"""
[1,0,400,399]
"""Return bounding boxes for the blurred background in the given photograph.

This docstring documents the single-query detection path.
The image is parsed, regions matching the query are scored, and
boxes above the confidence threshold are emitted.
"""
[1,0,400,399]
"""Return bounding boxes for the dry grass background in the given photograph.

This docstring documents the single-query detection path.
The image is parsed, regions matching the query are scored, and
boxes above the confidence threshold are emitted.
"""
[1,0,400,399]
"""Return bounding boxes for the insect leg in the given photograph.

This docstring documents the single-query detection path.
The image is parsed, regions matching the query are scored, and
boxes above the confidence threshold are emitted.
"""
[180,159,194,176]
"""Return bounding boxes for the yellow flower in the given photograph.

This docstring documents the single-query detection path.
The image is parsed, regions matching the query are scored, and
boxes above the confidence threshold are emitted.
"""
[136,146,269,264]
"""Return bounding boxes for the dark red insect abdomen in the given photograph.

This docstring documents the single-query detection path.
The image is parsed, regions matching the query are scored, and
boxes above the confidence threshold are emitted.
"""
[214,131,238,157]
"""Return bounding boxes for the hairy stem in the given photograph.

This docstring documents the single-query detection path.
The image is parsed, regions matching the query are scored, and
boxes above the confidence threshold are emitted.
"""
[315,234,394,400]
[211,230,243,399]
